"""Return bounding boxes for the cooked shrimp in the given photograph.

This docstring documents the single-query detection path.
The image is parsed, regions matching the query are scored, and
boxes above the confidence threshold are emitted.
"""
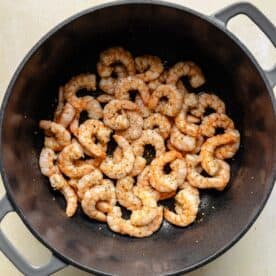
[55,102,76,129]
[164,184,200,227]
[148,84,183,117]
[166,61,205,88]
[100,135,135,179]
[150,151,187,192]
[116,176,142,211]
[49,173,78,217]
[39,120,71,151]
[115,76,150,104]
[135,95,151,118]
[135,55,163,82]
[39,147,59,177]
[186,154,230,191]
[58,140,95,178]
[170,126,196,152]
[148,70,168,91]
[103,99,139,130]
[107,205,163,238]
[96,94,114,103]
[191,93,226,118]
[63,73,96,110]
[81,180,116,222]
[143,113,171,139]
[116,111,143,141]
[176,79,189,95]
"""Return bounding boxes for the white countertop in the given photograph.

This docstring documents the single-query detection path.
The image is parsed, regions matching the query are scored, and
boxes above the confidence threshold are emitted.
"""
[0,1,275,275]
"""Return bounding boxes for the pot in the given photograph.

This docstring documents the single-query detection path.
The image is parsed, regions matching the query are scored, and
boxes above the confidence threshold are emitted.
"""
[0,1,275,275]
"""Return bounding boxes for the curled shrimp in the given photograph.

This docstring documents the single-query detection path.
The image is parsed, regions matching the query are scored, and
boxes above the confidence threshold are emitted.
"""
[63,73,96,110]
[200,130,240,175]
[116,111,143,141]
[58,140,95,178]
[164,184,200,227]
[115,76,150,104]
[39,120,71,151]
[116,176,142,211]
[143,113,171,139]
[191,93,226,118]
[107,205,163,238]
[39,148,59,177]
[81,180,116,222]
[186,154,230,191]
[170,126,196,152]
[135,95,151,118]
[148,84,183,117]
[131,130,166,175]
[150,151,187,193]
[49,173,78,217]
[100,135,135,179]
[135,55,163,82]
[148,70,168,91]
[103,99,138,130]
[96,94,114,104]
[166,61,205,88]
[77,119,111,158]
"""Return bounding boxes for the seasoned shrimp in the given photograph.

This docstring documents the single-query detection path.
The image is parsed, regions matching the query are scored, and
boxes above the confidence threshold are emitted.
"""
[107,205,163,238]
[58,140,95,178]
[166,61,205,88]
[116,176,142,211]
[55,102,76,129]
[81,180,116,222]
[63,73,96,110]
[103,99,138,130]
[191,93,226,118]
[200,130,240,175]
[135,95,151,118]
[115,76,150,104]
[49,173,78,217]
[148,70,168,91]
[148,84,183,117]
[170,126,196,152]
[150,151,187,192]
[77,119,111,158]
[135,55,163,82]
[39,148,59,177]
[100,135,135,179]
[164,184,200,227]
[116,111,143,141]
[143,113,171,139]
[96,94,114,104]
[39,120,71,151]
[131,130,166,175]
[186,154,230,191]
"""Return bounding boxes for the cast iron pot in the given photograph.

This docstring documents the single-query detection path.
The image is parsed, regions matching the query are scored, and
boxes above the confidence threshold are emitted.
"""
[0,1,275,275]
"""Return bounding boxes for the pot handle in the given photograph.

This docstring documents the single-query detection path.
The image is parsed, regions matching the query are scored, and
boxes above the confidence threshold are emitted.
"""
[213,2,276,87]
[0,195,67,276]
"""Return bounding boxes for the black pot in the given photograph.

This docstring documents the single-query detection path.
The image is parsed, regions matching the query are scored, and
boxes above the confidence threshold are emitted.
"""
[0,1,275,275]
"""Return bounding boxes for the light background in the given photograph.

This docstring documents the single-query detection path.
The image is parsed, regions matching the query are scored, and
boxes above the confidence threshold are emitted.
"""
[0,0,275,275]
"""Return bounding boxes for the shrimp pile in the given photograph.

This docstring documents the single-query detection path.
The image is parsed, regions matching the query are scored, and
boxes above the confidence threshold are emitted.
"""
[38,47,240,238]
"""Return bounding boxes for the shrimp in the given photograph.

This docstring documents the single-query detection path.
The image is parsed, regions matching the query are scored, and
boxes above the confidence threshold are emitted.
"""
[49,173,78,217]
[103,99,139,130]
[97,47,135,78]
[143,113,171,139]
[148,84,183,117]
[191,93,226,118]
[135,95,151,118]
[131,130,166,175]
[150,151,187,192]
[39,147,59,177]
[107,205,163,238]
[39,120,71,151]
[200,130,240,175]
[148,70,168,91]
[186,154,230,191]
[164,184,200,227]
[100,135,135,179]
[175,93,200,137]
[81,180,116,222]
[58,140,95,178]
[96,94,114,104]
[166,61,205,88]
[176,79,189,95]
[115,76,150,104]
[170,126,196,152]
[55,103,76,129]
[116,111,143,141]
[135,55,164,82]
[116,176,142,211]
[77,119,111,158]
[63,73,97,110]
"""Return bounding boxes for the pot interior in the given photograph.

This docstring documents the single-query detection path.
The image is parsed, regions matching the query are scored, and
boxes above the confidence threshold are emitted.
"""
[1,3,275,275]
